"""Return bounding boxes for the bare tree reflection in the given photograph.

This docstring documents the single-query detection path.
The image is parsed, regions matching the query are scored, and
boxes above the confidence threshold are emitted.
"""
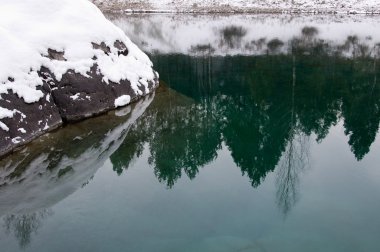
[276,55,310,216]
[276,132,310,216]
[3,209,53,248]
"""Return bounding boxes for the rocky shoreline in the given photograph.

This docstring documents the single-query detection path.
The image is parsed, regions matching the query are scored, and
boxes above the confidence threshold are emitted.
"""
[0,41,158,157]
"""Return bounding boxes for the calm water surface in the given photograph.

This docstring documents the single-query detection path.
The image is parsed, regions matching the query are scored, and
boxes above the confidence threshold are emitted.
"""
[1,14,380,251]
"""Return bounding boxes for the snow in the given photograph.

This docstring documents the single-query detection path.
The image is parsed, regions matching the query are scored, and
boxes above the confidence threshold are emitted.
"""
[0,107,15,131]
[0,122,10,132]
[11,137,22,144]
[92,0,380,14]
[70,93,80,101]
[18,128,26,134]
[0,0,157,132]
[43,123,49,130]
[0,107,15,120]
[115,95,131,108]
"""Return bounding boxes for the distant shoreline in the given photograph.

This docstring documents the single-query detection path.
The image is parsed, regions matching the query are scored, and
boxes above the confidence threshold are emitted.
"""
[102,9,380,15]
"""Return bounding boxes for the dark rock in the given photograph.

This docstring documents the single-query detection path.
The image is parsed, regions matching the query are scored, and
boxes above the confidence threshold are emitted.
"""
[47,49,66,61]
[92,42,111,55]
[51,64,158,121]
[114,40,129,56]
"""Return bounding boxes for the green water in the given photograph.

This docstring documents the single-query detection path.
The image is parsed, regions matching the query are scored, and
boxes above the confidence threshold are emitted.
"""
[1,16,380,252]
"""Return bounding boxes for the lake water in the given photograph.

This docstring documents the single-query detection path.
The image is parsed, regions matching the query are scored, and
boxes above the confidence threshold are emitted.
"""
[1,14,380,251]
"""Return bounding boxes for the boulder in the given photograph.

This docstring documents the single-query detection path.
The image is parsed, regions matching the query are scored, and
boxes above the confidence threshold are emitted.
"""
[0,41,159,157]
[0,0,159,157]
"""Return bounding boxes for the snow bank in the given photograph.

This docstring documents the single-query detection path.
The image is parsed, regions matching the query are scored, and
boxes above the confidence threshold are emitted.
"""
[0,0,157,130]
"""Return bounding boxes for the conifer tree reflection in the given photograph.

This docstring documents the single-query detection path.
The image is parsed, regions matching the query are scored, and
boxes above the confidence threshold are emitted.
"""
[111,29,380,203]
[148,101,221,187]
[342,82,380,159]
[111,87,223,188]
[221,94,291,187]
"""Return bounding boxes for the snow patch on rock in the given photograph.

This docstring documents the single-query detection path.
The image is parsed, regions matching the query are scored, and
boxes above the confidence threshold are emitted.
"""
[11,137,22,144]
[18,128,26,134]
[70,93,81,101]
[0,107,15,120]
[114,95,131,108]
[0,122,10,132]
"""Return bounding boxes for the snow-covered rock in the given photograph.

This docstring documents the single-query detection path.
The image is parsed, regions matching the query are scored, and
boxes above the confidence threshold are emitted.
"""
[0,0,159,157]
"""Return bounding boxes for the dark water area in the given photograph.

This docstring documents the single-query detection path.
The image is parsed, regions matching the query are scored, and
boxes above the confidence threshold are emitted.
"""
[1,14,380,252]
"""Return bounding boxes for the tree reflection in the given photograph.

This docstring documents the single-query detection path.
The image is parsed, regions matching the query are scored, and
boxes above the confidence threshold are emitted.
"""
[219,25,247,49]
[275,55,310,216]
[149,101,222,188]
[276,132,310,216]
[3,210,53,248]
[341,52,380,160]
[221,94,290,187]
[111,30,380,215]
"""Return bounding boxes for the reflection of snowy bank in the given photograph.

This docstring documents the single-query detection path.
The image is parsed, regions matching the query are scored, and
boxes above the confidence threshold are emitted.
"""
[108,14,380,57]
[0,95,153,217]
[93,0,380,14]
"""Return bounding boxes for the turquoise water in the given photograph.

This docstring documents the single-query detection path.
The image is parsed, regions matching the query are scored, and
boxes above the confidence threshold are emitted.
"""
[1,15,380,251]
